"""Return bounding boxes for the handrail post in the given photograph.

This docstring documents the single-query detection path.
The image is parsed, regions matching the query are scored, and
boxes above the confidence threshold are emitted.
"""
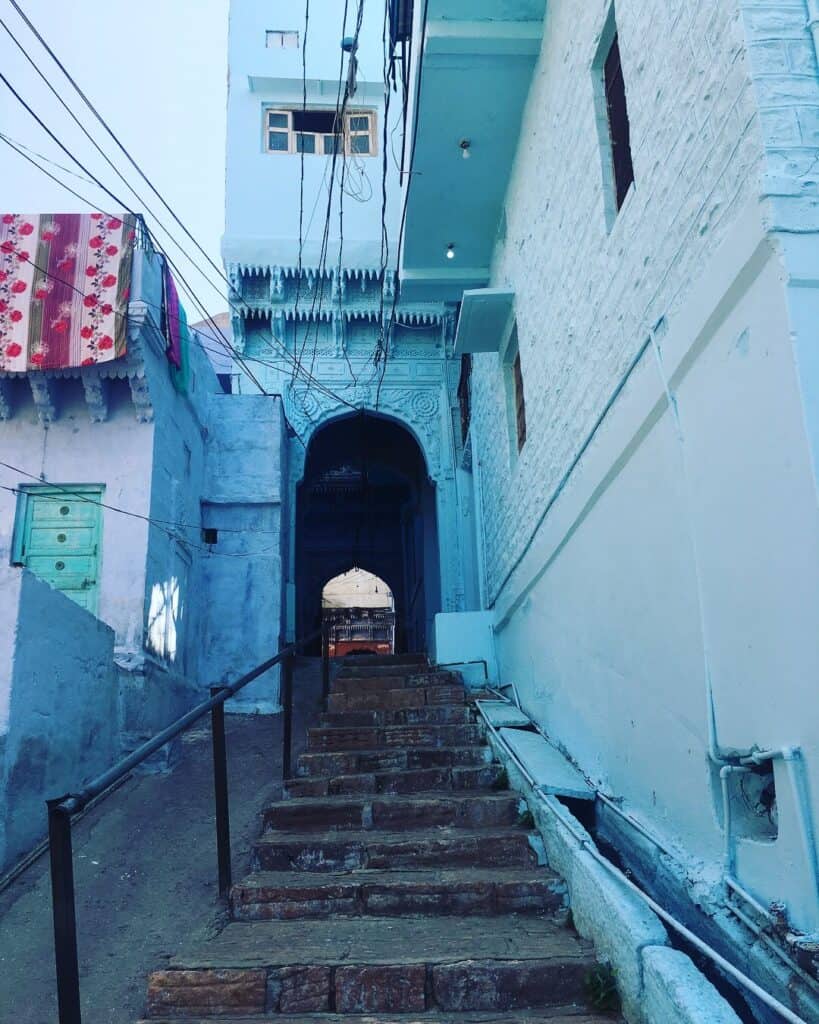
[281,648,294,785]
[47,798,82,1024]
[210,687,232,899]
[321,619,330,701]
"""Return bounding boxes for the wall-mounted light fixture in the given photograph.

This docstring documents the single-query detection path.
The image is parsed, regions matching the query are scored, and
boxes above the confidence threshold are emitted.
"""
[459,139,471,160]
[446,243,456,260]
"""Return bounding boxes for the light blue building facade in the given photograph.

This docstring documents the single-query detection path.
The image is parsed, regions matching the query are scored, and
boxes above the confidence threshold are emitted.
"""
[396,0,819,1019]
[221,0,483,656]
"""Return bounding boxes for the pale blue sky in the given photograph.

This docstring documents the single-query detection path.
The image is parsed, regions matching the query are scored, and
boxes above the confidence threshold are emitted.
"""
[0,0,230,313]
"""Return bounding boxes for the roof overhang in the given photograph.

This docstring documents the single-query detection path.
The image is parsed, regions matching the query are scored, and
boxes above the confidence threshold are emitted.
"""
[454,288,515,355]
[399,2,546,304]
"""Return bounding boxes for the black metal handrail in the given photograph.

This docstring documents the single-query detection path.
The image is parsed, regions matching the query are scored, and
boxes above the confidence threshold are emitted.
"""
[47,626,326,1024]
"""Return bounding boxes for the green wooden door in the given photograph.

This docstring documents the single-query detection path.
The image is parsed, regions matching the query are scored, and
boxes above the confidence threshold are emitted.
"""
[16,486,103,613]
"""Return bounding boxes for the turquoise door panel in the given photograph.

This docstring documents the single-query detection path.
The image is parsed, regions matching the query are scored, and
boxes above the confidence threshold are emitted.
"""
[17,486,103,613]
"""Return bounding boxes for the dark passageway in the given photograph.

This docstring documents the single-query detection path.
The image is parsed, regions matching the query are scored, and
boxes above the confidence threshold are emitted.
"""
[296,413,440,654]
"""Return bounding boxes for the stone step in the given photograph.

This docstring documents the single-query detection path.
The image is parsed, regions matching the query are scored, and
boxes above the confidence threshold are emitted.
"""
[286,762,505,797]
[296,745,494,778]
[146,916,596,1016]
[251,827,540,872]
[339,653,428,670]
[142,1008,615,1022]
[261,793,521,833]
[331,670,459,693]
[307,723,484,752]
[321,705,472,727]
[230,867,568,921]
[328,683,465,711]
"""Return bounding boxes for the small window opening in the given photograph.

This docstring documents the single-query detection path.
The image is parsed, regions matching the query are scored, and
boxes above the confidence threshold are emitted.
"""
[503,324,526,459]
[457,353,472,444]
[603,32,634,211]
[512,351,527,452]
[202,528,218,545]
[266,30,299,49]
[264,108,377,157]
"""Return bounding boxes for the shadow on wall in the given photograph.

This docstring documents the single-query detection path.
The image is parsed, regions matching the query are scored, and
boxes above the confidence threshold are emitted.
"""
[0,568,118,874]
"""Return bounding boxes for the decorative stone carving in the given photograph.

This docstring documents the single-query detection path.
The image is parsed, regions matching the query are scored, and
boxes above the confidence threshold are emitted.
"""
[82,375,110,422]
[129,374,154,423]
[231,311,246,355]
[271,267,285,300]
[0,378,13,420]
[332,316,347,357]
[29,374,58,424]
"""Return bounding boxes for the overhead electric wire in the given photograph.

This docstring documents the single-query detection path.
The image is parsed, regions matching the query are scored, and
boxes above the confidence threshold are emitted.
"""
[0,462,283,553]
[4,0,250,310]
[0,87,357,414]
[0,10,359,417]
[376,0,430,411]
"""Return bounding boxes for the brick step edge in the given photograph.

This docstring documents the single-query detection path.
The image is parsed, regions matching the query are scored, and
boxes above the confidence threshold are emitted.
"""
[250,828,542,872]
[320,706,472,726]
[231,872,568,921]
[262,793,523,833]
[296,746,495,778]
[146,958,595,1017]
[306,724,485,753]
[285,763,505,797]
[140,1006,618,1022]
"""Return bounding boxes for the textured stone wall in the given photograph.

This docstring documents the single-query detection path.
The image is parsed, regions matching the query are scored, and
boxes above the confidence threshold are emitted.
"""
[473,0,765,601]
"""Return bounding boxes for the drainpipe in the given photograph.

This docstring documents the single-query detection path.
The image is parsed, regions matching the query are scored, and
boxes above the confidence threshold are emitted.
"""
[807,0,819,67]
[720,764,752,875]
[741,747,819,904]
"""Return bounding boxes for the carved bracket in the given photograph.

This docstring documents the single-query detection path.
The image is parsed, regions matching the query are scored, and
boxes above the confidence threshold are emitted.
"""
[0,378,12,420]
[83,375,110,422]
[128,374,154,423]
[29,374,58,424]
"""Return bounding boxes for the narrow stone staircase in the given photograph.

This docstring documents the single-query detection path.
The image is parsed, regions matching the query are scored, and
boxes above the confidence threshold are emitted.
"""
[141,656,620,1022]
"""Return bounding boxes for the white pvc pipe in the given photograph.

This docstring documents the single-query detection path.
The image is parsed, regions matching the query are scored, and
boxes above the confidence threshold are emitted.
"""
[807,1,819,70]
[474,702,810,1024]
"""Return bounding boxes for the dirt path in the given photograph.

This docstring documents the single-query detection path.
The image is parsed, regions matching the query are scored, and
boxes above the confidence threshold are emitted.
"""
[0,659,324,1023]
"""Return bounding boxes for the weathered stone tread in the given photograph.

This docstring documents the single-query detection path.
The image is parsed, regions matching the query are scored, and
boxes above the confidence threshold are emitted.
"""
[286,762,504,797]
[231,867,567,920]
[297,745,494,778]
[140,1011,615,1023]
[262,792,521,832]
[140,1009,615,1022]
[251,826,540,871]
[169,915,592,969]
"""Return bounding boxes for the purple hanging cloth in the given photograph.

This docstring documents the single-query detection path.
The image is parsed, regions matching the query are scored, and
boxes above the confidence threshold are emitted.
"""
[162,258,182,369]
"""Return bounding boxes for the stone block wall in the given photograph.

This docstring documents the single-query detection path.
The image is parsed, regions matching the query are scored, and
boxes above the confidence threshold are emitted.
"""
[469,0,819,943]
[473,0,765,600]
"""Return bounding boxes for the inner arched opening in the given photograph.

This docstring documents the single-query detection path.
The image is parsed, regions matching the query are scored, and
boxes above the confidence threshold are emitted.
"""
[322,568,396,657]
[296,412,440,654]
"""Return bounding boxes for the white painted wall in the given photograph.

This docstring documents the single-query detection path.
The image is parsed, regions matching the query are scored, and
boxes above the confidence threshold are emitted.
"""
[470,0,819,936]
[224,0,402,269]
[0,379,154,652]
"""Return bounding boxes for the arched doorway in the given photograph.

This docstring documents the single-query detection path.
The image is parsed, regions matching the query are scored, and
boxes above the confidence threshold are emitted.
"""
[322,568,396,657]
[296,413,440,653]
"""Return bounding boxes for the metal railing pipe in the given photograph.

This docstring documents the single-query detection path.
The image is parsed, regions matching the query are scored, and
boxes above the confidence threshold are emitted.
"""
[47,627,320,1024]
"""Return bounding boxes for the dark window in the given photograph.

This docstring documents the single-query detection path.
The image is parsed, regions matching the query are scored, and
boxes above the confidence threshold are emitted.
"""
[202,528,218,545]
[217,373,232,394]
[512,351,526,452]
[292,109,339,134]
[457,353,472,443]
[603,32,634,211]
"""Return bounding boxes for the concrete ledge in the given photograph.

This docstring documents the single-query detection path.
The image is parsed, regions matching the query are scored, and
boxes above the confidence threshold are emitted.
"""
[570,847,667,1023]
[642,947,742,1024]
[485,727,747,1024]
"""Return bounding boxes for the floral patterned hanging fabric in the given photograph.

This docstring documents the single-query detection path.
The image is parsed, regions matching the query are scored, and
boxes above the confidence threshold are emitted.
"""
[0,212,135,371]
